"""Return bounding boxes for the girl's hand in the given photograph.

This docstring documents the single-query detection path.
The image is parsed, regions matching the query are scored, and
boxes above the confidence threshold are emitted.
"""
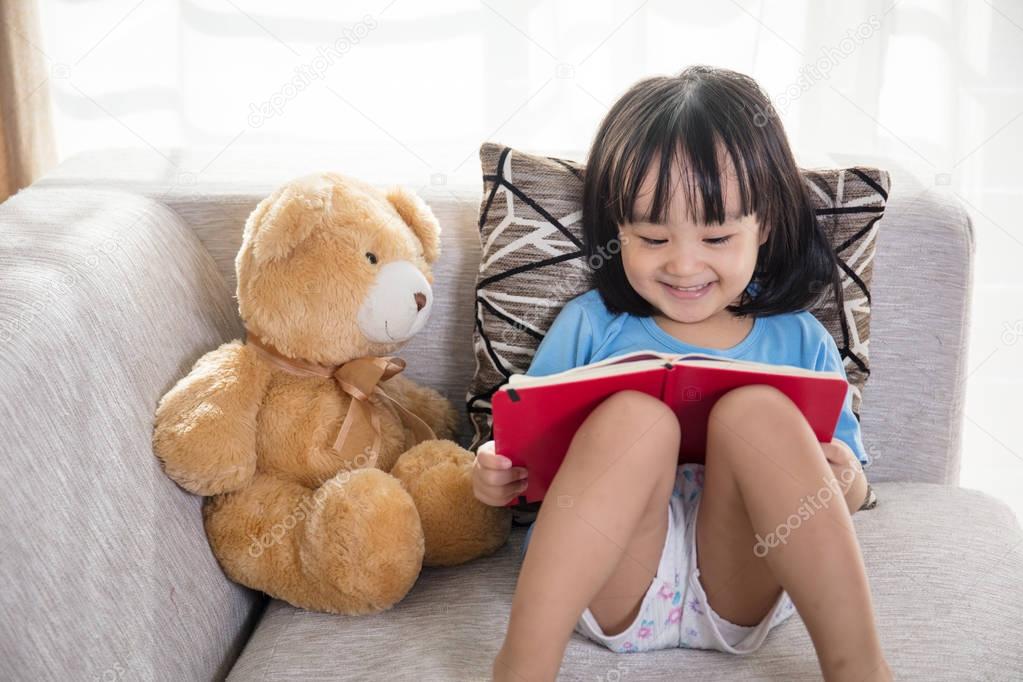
[472,440,529,507]
[821,439,868,514]
[821,438,856,466]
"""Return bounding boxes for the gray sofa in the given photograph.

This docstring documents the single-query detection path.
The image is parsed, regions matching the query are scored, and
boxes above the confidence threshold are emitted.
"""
[2,149,1021,681]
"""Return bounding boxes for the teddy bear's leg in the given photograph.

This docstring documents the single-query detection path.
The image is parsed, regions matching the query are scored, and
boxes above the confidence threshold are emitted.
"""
[390,440,511,567]
[203,468,424,615]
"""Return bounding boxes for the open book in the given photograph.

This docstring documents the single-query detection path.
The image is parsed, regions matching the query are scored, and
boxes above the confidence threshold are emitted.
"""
[491,350,850,505]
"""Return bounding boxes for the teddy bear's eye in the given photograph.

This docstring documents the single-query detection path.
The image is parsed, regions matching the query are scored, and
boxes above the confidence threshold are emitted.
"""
[365,252,378,265]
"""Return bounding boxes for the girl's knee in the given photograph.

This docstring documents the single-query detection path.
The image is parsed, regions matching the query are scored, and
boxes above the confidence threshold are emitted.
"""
[712,384,793,415]
[592,390,681,443]
[706,386,833,479]
[708,385,804,438]
[576,390,681,468]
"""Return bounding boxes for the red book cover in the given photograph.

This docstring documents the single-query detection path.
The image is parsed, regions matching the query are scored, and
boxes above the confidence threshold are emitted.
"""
[491,351,849,505]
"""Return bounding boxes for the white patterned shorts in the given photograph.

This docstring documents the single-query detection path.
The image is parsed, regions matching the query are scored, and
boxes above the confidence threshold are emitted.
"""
[522,463,797,654]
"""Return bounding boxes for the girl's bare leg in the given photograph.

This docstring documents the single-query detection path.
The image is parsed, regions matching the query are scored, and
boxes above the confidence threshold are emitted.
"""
[697,384,891,682]
[493,390,680,682]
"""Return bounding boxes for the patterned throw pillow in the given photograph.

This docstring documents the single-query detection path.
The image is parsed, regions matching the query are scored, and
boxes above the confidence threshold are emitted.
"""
[466,142,889,462]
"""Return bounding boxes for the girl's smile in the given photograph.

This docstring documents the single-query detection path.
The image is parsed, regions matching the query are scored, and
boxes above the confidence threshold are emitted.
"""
[661,280,714,299]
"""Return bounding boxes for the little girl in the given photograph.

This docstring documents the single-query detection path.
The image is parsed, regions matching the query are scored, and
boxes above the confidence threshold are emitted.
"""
[472,66,892,681]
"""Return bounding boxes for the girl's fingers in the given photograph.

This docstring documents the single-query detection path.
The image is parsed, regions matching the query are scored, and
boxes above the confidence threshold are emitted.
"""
[476,465,527,488]
[824,439,856,466]
[473,476,530,507]
[472,440,529,505]
[476,450,510,469]
[500,480,529,505]
[477,449,525,474]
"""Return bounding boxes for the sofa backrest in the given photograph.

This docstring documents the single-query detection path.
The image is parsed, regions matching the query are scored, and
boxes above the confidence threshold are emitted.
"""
[0,188,262,680]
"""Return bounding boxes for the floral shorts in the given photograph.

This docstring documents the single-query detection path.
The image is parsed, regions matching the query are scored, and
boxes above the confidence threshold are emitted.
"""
[522,463,797,654]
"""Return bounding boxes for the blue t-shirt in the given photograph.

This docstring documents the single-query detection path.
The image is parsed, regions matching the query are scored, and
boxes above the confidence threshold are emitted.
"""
[524,288,869,466]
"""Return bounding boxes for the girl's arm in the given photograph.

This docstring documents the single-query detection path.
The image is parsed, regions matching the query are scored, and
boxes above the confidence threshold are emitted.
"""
[821,439,869,515]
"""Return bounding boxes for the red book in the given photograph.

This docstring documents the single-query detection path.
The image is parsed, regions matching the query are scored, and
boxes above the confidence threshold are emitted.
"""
[491,351,849,505]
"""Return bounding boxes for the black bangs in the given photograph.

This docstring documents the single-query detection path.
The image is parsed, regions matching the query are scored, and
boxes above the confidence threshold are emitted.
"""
[583,65,846,320]
[610,103,766,229]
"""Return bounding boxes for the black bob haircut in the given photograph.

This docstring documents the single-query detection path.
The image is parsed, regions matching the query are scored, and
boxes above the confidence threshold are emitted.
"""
[582,65,844,319]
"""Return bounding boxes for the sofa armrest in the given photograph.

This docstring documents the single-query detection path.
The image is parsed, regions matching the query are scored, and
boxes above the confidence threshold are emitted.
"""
[859,178,975,486]
[0,187,261,679]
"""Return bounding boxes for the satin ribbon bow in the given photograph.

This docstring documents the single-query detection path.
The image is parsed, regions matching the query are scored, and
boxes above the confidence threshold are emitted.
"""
[244,331,436,468]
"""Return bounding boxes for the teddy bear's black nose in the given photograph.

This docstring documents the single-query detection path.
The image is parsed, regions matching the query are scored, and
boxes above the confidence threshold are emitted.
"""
[414,292,427,312]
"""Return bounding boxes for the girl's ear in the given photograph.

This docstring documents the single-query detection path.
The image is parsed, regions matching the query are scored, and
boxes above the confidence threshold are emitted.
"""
[246,185,326,264]
[758,222,772,246]
[386,186,441,264]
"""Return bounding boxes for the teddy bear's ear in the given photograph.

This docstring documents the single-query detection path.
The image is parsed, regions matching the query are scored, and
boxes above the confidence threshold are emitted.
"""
[246,186,326,264]
[385,186,441,264]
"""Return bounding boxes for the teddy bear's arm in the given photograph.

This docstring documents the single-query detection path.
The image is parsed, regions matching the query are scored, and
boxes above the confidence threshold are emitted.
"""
[153,340,272,496]
[382,374,459,442]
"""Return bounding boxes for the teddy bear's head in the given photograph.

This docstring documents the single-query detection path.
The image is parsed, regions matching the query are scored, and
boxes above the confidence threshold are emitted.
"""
[235,172,441,365]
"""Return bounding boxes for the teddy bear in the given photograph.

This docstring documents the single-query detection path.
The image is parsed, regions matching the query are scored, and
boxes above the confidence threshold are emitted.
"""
[152,171,511,615]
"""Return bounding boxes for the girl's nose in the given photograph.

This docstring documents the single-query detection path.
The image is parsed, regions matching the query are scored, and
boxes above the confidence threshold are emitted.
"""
[664,246,703,276]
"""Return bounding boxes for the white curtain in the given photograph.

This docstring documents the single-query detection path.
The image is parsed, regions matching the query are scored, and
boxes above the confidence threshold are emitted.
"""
[37,0,1023,515]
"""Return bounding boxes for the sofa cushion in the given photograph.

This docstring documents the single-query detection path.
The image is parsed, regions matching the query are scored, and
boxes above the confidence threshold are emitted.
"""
[225,482,1023,681]
[466,143,890,455]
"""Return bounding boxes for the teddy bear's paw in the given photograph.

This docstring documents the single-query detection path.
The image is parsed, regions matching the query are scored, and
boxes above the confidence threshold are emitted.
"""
[391,440,512,567]
[301,468,425,614]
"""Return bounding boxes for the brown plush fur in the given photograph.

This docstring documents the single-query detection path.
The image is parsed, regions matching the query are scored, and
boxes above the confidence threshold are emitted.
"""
[153,172,510,615]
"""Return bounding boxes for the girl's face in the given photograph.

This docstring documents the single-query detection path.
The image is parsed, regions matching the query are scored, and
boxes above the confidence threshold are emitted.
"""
[617,151,768,325]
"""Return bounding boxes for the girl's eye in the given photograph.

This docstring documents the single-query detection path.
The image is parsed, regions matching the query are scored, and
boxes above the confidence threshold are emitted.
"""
[365,252,378,264]
[639,236,732,246]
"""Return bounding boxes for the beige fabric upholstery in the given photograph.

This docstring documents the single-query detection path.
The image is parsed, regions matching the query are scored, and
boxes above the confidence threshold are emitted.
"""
[0,188,262,680]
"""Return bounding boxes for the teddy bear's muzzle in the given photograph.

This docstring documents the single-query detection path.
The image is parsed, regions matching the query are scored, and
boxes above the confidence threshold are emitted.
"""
[357,260,433,343]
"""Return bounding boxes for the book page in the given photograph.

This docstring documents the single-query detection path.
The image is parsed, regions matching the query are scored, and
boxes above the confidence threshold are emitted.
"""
[674,354,840,379]
[507,356,668,388]
[505,350,842,389]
